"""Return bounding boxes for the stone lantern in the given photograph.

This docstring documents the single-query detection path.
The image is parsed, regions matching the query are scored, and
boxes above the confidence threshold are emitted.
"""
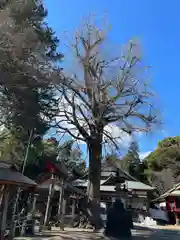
[101,159,136,208]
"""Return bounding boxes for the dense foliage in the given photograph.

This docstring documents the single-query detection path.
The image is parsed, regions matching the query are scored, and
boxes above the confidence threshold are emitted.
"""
[121,141,141,180]
[0,0,61,143]
[0,128,86,180]
[143,136,180,194]
[24,138,86,181]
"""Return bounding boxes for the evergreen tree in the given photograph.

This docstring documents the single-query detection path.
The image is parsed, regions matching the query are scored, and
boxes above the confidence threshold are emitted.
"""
[57,140,86,174]
[121,141,141,179]
[0,0,62,154]
[23,139,86,180]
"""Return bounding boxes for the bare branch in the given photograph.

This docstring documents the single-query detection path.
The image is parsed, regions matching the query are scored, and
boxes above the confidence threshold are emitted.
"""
[103,129,119,150]
[53,15,159,152]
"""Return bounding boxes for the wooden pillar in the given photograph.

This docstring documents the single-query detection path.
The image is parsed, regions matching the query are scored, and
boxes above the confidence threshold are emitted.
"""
[31,193,38,216]
[0,185,4,207]
[20,193,33,236]
[63,198,67,214]
[61,198,66,228]
[70,198,76,226]
[71,199,76,218]
[57,178,64,219]
[0,186,9,240]
[0,185,5,231]
[175,212,179,225]
[31,193,39,234]
[44,174,55,226]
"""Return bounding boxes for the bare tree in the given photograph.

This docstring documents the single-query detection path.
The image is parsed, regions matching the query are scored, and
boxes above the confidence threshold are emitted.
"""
[54,17,158,228]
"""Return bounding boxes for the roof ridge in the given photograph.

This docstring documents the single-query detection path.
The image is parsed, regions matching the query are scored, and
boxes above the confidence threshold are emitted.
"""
[105,158,138,181]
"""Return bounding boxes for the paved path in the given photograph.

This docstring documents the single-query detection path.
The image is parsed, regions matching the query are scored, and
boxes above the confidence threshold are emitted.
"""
[14,226,180,240]
[152,229,180,240]
[133,226,180,240]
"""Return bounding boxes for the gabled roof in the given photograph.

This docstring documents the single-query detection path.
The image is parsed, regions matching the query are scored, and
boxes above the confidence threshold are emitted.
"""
[153,182,180,202]
[72,179,154,191]
[0,161,19,170]
[0,161,37,187]
[37,178,85,195]
[72,179,107,187]
[79,159,136,182]
[127,181,154,191]
[101,159,137,183]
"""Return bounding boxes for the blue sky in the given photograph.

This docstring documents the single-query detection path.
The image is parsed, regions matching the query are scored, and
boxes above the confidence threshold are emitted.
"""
[44,0,180,157]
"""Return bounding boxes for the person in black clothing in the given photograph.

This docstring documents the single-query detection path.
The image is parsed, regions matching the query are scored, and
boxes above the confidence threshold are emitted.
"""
[105,199,133,239]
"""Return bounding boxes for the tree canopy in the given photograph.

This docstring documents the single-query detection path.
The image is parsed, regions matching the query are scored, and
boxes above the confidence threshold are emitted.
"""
[0,0,61,141]
[143,136,180,194]
[145,136,180,174]
[121,140,141,180]
[24,138,86,181]
[0,129,86,181]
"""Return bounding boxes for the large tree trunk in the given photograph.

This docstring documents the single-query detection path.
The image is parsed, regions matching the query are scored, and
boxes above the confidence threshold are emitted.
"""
[87,137,102,230]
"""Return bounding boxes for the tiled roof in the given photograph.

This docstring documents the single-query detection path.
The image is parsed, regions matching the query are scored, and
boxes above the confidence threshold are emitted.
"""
[72,179,154,191]
[0,162,37,186]
[72,179,107,187]
[126,181,154,191]
[153,182,180,202]
[103,159,137,181]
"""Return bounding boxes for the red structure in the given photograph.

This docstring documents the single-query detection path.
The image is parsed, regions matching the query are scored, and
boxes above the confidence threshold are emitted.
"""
[46,161,56,173]
[154,185,180,224]
[166,196,176,212]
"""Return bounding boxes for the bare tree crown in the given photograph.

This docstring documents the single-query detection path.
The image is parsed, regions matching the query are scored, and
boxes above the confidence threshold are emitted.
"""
[54,17,158,147]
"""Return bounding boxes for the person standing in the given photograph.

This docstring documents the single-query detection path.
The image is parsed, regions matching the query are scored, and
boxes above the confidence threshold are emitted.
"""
[104,199,133,240]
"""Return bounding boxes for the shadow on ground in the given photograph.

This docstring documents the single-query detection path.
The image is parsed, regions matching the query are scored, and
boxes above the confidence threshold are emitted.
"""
[15,231,154,240]
[15,230,103,240]
[15,226,180,240]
